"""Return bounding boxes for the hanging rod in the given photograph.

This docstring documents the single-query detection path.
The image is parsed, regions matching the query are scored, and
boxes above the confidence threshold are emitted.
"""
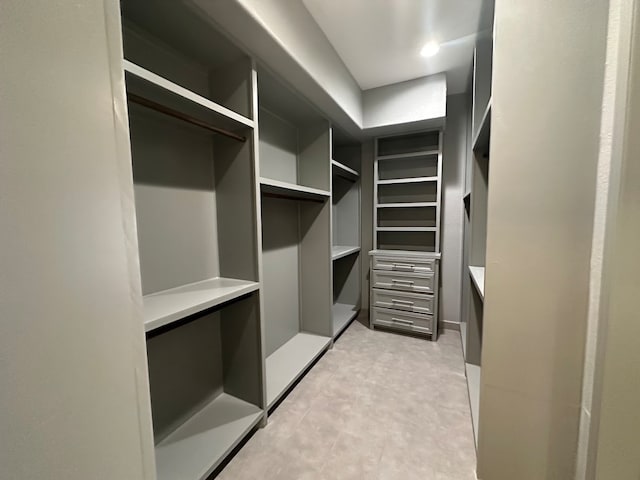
[128,93,247,143]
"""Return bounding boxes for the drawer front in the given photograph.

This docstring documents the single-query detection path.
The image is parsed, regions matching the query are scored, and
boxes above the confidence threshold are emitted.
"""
[372,289,434,315]
[372,255,435,274]
[373,308,433,334]
[372,270,435,294]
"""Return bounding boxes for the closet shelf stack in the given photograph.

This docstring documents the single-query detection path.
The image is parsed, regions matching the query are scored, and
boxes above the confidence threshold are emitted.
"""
[370,130,443,339]
[120,1,266,478]
[331,133,362,338]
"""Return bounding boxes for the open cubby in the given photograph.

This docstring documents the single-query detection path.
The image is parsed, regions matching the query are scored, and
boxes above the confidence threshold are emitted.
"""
[377,206,437,228]
[121,0,252,120]
[332,253,361,336]
[127,100,258,331]
[378,154,439,180]
[377,231,436,252]
[377,131,440,157]
[377,182,437,205]
[261,195,332,407]
[258,68,330,196]
[332,174,360,251]
[146,294,263,480]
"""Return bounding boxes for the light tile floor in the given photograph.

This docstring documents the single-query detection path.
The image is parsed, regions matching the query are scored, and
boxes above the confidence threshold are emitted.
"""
[219,319,477,480]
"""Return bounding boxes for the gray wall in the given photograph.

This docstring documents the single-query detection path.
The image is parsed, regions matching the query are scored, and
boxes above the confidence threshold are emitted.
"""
[360,93,470,327]
[0,1,155,479]
[440,94,470,325]
[477,0,609,477]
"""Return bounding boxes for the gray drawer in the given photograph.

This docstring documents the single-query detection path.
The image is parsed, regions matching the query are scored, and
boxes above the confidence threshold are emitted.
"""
[372,288,434,315]
[372,255,435,274]
[372,270,435,294]
[373,307,434,334]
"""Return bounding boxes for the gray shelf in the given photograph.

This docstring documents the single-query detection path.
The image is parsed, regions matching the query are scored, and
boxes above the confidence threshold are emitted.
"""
[376,149,440,161]
[124,60,254,130]
[376,226,436,232]
[155,393,263,480]
[143,277,260,332]
[332,303,359,336]
[332,245,360,261]
[469,265,485,300]
[377,202,437,208]
[260,178,330,202]
[377,176,438,185]
[332,159,359,181]
[265,333,332,408]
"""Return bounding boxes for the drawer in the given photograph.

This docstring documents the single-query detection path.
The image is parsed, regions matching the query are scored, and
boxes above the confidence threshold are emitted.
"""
[372,289,434,315]
[372,255,435,274]
[373,307,433,334]
[372,270,435,294]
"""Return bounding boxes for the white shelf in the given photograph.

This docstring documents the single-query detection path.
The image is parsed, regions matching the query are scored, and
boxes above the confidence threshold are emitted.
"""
[377,176,438,185]
[143,277,259,332]
[332,245,360,261]
[266,332,331,408]
[331,160,359,181]
[368,249,442,260]
[468,266,485,300]
[465,363,481,448]
[377,202,437,209]
[124,60,254,129]
[260,178,330,202]
[332,303,359,337]
[376,227,436,232]
[155,393,262,480]
[376,149,439,161]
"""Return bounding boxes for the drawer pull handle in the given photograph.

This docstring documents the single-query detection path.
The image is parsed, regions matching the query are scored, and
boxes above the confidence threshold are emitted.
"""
[391,279,414,285]
[391,317,414,326]
[391,299,414,306]
[393,263,415,271]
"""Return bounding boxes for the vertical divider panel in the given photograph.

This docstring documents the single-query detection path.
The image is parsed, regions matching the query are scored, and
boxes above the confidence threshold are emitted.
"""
[299,121,331,191]
[300,198,333,338]
[249,61,268,421]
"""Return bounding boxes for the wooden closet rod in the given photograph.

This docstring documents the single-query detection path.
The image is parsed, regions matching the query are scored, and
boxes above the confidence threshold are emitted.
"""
[128,93,246,143]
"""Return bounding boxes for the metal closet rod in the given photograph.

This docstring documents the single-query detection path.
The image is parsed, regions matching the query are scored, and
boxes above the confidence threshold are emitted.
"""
[128,93,247,143]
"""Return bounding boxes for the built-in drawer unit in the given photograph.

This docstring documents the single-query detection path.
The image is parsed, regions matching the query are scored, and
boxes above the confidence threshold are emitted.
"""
[372,307,434,334]
[372,255,435,274]
[372,270,434,294]
[372,288,434,315]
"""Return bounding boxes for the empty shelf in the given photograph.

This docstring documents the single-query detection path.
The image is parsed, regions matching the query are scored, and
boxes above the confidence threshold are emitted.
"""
[376,227,436,232]
[260,178,330,202]
[266,332,331,408]
[332,303,359,337]
[143,277,260,332]
[331,160,359,181]
[377,202,437,208]
[465,363,481,447]
[155,393,262,480]
[332,245,361,261]
[472,99,491,154]
[124,60,254,130]
[469,266,485,300]
[376,150,439,161]
[378,176,438,185]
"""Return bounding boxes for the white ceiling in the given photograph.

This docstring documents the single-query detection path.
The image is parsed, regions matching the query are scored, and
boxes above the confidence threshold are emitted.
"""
[302,0,493,95]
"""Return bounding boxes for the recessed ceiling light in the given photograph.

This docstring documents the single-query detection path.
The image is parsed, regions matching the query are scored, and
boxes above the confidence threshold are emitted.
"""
[420,41,440,57]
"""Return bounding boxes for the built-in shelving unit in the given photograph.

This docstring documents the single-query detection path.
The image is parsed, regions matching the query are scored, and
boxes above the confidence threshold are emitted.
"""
[370,130,442,338]
[120,2,265,477]
[461,21,494,449]
[258,67,333,409]
[331,131,362,338]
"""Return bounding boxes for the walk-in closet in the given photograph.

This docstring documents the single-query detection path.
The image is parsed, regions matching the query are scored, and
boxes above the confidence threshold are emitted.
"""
[6,0,637,479]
